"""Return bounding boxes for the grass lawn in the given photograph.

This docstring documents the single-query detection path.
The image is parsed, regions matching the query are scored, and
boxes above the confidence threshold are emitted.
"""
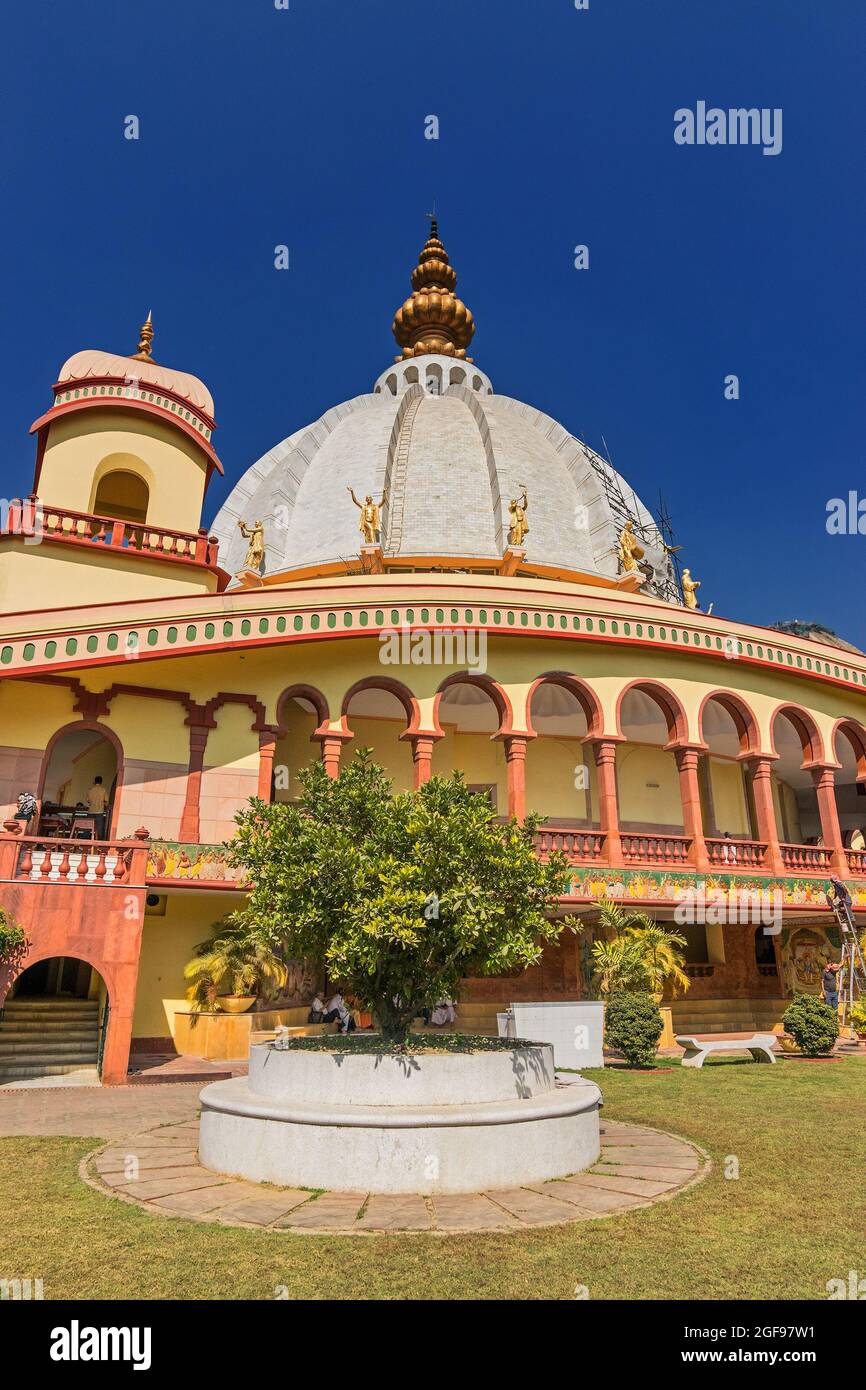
[1,1056,863,1300]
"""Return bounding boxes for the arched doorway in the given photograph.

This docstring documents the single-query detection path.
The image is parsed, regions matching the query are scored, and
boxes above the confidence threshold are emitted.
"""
[833,723,866,854]
[699,697,757,841]
[526,680,595,824]
[616,686,684,832]
[38,725,119,838]
[432,678,507,813]
[341,684,415,792]
[92,463,150,523]
[273,693,324,802]
[769,710,821,846]
[0,956,108,1085]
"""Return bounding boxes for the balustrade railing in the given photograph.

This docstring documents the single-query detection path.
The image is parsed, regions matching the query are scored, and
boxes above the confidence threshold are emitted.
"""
[534,828,606,863]
[9,836,138,885]
[705,838,768,869]
[2,497,218,567]
[845,847,866,876]
[779,842,832,873]
[621,832,692,865]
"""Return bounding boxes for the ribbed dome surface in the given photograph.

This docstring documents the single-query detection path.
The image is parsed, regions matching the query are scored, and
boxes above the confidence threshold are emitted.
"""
[211,356,672,594]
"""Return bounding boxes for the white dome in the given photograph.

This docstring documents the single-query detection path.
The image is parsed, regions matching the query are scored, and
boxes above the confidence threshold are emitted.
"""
[211,354,673,595]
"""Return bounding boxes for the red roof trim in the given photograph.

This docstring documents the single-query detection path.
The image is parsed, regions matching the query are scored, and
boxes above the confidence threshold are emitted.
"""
[29,396,224,476]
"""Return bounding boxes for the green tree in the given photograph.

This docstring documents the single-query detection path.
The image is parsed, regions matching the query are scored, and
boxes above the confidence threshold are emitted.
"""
[225,752,569,1041]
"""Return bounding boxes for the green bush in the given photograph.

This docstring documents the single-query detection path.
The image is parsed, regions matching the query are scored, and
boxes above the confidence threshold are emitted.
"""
[783,993,839,1056]
[0,910,26,963]
[605,990,664,1067]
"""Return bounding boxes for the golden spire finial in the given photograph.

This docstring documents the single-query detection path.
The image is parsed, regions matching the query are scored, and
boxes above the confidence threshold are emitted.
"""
[132,310,154,362]
[391,218,475,361]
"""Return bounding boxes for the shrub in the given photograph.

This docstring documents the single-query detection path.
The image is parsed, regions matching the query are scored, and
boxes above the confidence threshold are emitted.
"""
[850,1000,866,1035]
[605,990,664,1067]
[783,992,839,1056]
[0,910,26,964]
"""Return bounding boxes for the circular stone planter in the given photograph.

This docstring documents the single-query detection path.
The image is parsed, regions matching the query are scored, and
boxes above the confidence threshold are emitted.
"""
[199,1041,602,1195]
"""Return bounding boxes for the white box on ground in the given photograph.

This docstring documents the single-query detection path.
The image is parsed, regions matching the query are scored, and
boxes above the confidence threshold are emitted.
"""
[509,1001,605,1068]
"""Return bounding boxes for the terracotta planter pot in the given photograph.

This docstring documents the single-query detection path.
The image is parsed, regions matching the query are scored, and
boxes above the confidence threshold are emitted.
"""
[218,995,256,1015]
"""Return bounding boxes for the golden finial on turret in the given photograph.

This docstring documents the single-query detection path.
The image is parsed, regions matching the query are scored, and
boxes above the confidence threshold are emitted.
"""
[132,311,154,362]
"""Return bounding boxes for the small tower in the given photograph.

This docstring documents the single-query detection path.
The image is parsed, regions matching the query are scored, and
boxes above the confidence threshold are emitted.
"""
[0,317,227,612]
[30,313,222,532]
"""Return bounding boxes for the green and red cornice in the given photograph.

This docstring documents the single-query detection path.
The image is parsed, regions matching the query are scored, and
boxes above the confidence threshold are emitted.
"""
[0,575,865,696]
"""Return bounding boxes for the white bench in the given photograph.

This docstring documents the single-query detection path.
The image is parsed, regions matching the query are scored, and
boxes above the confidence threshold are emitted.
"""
[676,1033,777,1068]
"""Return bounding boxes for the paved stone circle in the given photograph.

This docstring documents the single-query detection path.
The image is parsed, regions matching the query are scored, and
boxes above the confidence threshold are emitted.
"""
[82,1116,710,1234]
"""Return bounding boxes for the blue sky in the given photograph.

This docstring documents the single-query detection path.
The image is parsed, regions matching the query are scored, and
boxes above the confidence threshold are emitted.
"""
[1,1,864,641]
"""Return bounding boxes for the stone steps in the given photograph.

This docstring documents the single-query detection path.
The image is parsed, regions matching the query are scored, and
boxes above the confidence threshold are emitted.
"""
[669,997,787,1035]
[0,1062,100,1083]
[0,997,100,1082]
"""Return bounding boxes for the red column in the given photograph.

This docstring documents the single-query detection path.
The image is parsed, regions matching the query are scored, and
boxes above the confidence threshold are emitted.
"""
[317,732,352,779]
[407,734,440,789]
[503,734,530,821]
[101,833,150,1086]
[585,737,623,867]
[743,754,785,876]
[179,720,212,842]
[674,744,710,872]
[811,763,848,875]
[257,727,278,802]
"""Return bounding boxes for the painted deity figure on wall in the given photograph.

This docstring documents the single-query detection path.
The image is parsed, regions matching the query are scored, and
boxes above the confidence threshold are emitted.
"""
[349,487,387,546]
[781,926,834,996]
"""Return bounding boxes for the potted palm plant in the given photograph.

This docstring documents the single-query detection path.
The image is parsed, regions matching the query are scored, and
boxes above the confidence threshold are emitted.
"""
[184,921,288,1014]
[591,900,690,1000]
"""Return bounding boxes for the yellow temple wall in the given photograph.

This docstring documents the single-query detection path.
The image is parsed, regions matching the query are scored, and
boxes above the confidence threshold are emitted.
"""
[132,891,226,1042]
[616,743,684,828]
[525,736,595,819]
[0,543,216,616]
[706,756,750,836]
[39,409,209,532]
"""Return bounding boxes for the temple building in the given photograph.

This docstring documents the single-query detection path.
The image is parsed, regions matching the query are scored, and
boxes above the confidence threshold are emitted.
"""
[1,222,865,1084]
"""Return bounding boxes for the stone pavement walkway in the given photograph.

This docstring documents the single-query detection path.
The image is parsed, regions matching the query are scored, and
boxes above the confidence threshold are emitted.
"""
[0,1082,201,1138]
[81,1116,710,1234]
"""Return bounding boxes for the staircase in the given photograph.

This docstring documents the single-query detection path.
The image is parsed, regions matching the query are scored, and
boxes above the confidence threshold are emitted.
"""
[411,1000,502,1036]
[669,996,787,1037]
[0,998,101,1085]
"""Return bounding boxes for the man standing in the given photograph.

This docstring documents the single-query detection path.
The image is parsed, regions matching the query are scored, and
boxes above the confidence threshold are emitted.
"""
[821,959,843,1013]
[86,776,109,838]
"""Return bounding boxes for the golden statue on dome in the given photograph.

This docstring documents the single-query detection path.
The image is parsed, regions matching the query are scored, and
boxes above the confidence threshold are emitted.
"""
[391,216,475,361]
[132,311,154,363]
[508,487,530,547]
[238,519,265,573]
[681,568,701,609]
[349,487,388,546]
[617,520,645,574]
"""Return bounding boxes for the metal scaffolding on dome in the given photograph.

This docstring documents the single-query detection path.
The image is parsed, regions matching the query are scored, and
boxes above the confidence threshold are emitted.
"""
[577,438,682,604]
